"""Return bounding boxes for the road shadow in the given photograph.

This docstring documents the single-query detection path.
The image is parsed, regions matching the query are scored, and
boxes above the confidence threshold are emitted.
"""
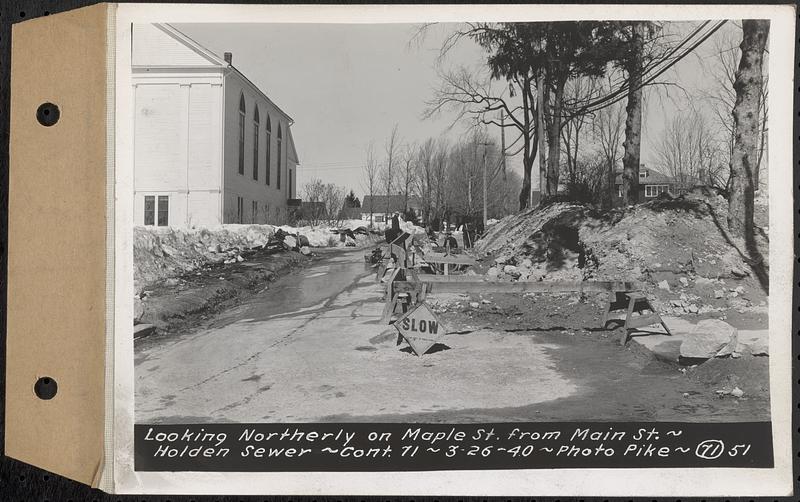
[399,342,451,355]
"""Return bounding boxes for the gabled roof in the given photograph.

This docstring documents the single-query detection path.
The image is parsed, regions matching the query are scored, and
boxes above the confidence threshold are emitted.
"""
[133,23,228,68]
[286,127,300,164]
[224,65,295,124]
[135,23,299,160]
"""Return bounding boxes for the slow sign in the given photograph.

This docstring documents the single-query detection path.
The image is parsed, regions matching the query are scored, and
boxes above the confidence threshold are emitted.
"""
[393,302,448,356]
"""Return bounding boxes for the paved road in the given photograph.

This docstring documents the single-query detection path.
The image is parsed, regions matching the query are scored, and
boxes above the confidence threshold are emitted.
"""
[135,249,577,423]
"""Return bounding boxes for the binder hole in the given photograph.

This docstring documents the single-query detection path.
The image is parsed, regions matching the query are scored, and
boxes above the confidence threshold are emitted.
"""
[36,102,60,126]
[34,376,57,400]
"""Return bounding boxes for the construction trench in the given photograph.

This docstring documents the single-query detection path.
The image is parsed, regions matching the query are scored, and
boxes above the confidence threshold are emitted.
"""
[134,194,770,424]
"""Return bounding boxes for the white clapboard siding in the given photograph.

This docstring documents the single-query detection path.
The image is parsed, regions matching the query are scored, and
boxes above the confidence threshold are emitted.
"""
[187,83,222,191]
[134,84,187,191]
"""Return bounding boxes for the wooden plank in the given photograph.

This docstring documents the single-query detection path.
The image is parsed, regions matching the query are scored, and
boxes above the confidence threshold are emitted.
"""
[423,254,478,265]
[626,314,664,329]
[414,276,641,293]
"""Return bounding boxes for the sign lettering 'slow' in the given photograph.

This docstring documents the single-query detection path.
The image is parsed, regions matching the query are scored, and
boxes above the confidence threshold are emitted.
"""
[394,303,447,356]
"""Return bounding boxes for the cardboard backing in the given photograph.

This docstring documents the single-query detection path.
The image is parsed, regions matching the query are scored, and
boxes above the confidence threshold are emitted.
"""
[6,3,109,487]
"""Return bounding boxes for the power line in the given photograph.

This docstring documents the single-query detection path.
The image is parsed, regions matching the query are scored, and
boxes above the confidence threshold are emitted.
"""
[575,20,711,102]
[577,20,727,115]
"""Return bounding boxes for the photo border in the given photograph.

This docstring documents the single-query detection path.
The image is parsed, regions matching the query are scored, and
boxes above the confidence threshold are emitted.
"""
[105,2,796,497]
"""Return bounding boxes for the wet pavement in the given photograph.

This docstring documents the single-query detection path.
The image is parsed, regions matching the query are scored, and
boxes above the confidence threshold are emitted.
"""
[135,249,770,424]
[135,249,578,423]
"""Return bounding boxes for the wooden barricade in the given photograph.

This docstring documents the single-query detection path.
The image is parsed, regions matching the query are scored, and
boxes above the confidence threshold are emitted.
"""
[421,253,477,275]
[602,291,672,345]
[380,269,670,345]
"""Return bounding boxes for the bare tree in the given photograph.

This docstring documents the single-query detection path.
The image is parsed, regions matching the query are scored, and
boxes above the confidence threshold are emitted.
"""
[381,125,400,217]
[432,142,450,228]
[302,178,327,226]
[654,110,721,192]
[440,131,513,225]
[447,133,483,220]
[591,84,626,208]
[560,77,598,185]
[360,141,380,227]
[728,20,768,238]
[414,138,437,226]
[703,23,769,193]
[425,65,538,211]
[399,143,418,214]
[320,183,346,226]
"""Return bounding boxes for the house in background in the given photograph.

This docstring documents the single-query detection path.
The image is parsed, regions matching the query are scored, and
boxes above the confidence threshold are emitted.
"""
[360,194,423,224]
[339,206,363,221]
[132,23,300,228]
[613,165,705,206]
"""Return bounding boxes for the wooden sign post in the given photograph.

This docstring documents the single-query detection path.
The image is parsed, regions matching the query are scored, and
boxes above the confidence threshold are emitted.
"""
[393,303,448,356]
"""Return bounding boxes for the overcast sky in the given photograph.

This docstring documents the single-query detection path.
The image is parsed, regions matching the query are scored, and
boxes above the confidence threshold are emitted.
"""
[176,21,746,197]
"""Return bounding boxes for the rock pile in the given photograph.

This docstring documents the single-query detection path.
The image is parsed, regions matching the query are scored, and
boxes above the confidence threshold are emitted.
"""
[473,194,768,317]
[680,319,738,359]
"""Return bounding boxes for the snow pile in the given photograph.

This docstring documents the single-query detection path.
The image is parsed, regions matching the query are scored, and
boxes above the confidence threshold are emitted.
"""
[134,224,276,291]
[134,222,383,291]
[277,221,381,247]
[400,220,426,236]
[277,225,337,247]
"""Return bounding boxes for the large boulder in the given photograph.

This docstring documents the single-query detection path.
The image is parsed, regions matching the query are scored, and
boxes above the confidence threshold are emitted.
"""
[503,265,521,279]
[680,319,738,359]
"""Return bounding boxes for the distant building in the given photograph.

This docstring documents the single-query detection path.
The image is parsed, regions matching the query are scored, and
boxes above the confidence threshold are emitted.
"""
[360,195,423,224]
[613,165,705,206]
[132,23,300,228]
[338,206,363,221]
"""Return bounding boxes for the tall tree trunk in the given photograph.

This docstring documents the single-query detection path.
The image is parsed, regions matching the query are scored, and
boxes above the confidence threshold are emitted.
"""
[728,20,768,238]
[537,72,548,206]
[520,132,538,211]
[546,77,565,197]
[519,79,537,211]
[622,22,645,207]
[519,133,532,211]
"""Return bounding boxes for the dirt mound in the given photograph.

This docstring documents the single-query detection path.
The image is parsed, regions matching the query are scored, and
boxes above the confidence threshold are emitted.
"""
[476,193,766,286]
[686,356,770,399]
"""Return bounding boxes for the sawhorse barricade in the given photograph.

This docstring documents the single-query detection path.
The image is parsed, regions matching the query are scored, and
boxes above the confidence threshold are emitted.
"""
[602,291,672,345]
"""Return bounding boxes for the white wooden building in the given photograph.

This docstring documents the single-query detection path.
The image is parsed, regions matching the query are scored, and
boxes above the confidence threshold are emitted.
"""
[132,23,300,227]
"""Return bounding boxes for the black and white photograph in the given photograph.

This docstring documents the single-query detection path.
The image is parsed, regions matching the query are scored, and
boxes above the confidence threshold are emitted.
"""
[133,17,771,423]
[112,3,793,496]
